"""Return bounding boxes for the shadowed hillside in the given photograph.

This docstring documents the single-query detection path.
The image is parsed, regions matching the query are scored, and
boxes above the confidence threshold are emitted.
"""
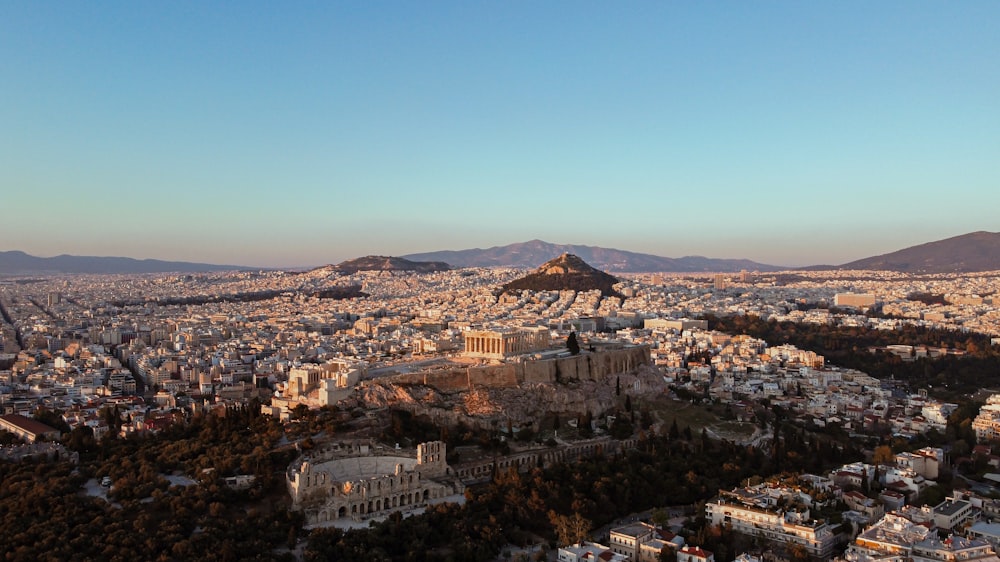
[840,231,1000,273]
[332,256,450,274]
[499,253,622,298]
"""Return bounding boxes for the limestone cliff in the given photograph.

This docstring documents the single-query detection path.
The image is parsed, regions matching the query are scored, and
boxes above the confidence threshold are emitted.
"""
[356,363,666,430]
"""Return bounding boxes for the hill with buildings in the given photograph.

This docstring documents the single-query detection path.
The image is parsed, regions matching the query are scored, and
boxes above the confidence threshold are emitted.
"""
[332,256,450,274]
[839,231,1000,273]
[499,253,623,298]
[404,239,781,273]
[0,250,251,276]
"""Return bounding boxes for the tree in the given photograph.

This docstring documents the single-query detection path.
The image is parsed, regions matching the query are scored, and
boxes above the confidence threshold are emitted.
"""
[668,418,680,440]
[579,412,593,437]
[549,511,591,546]
[33,409,71,433]
[651,508,670,528]
[567,332,580,355]
[873,445,894,466]
[787,543,810,562]
[916,484,948,507]
[610,416,633,439]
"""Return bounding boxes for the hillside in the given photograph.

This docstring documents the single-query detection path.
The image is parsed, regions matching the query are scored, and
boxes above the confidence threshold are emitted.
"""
[0,251,250,276]
[403,240,781,273]
[332,255,450,274]
[839,231,1000,273]
[499,253,623,298]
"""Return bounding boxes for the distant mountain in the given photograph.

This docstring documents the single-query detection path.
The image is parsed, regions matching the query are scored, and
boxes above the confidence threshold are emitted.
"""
[332,256,450,274]
[500,253,623,298]
[403,240,781,272]
[0,250,252,276]
[839,231,1000,273]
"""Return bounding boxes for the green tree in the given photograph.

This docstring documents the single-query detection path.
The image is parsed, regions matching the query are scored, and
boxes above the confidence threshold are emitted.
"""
[651,508,670,528]
[33,408,71,433]
[668,418,680,440]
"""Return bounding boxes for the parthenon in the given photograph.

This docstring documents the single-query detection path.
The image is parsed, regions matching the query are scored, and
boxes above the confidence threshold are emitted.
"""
[463,326,550,359]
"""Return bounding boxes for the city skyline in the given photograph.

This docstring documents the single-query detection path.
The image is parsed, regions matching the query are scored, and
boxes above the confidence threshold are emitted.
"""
[3,2,999,268]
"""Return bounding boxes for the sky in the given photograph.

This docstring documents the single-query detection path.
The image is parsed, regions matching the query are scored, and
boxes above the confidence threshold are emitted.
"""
[2,2,999,268]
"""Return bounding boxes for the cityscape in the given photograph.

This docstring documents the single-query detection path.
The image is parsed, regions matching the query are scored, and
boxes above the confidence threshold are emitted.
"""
[4,241,1000,561]
[4,3,1000,562]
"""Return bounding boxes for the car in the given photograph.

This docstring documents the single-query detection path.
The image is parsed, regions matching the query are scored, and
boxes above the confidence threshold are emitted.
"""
[101,476,112,487]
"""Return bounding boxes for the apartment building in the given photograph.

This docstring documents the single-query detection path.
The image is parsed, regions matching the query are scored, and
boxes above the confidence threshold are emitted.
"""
[705,488,837,558]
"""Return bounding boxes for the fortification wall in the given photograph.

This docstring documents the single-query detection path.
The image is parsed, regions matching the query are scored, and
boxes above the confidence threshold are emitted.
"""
[521,346,650,385]
[467,364,520,387]
[395,370,468,391]
[399,346,651,391]
[453,436,641,484]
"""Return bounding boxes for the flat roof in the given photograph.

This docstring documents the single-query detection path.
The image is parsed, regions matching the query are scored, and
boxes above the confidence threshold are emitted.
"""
[611,522,654,538]
[934,500,970,517]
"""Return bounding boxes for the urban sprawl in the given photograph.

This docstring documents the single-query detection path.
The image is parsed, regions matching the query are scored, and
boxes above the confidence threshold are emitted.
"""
[4,265,1000,562]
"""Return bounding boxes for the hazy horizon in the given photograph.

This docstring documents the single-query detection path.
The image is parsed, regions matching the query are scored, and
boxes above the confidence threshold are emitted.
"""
[4,3,998,268]
[3,231,996,271]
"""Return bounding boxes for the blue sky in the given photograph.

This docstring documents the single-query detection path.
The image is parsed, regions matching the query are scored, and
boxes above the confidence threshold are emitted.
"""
[3,2,998,268]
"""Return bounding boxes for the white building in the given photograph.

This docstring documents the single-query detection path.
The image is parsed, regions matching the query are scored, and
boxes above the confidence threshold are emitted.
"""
[973,395,1000,442]
[911,536,999,562]
[705,487,837,558]
[677,546,714,562]
[558,542,628,562]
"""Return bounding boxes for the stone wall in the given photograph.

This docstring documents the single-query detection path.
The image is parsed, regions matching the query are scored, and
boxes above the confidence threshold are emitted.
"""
[453,436,641,484]
[395,346,650,391]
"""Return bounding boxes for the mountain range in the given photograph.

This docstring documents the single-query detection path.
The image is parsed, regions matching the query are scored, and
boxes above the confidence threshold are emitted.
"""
[838,231,1000,273]
[3,231,1000,275]
[0,250,251,276]
[404,240,780,273]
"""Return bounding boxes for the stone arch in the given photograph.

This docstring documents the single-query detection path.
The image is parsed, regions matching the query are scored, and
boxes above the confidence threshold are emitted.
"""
[376,499,381,511]
[339,506,347,518]
[423,489,429,501]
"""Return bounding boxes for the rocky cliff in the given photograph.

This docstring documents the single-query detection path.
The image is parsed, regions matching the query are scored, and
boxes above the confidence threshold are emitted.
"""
[353,347,659,430]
